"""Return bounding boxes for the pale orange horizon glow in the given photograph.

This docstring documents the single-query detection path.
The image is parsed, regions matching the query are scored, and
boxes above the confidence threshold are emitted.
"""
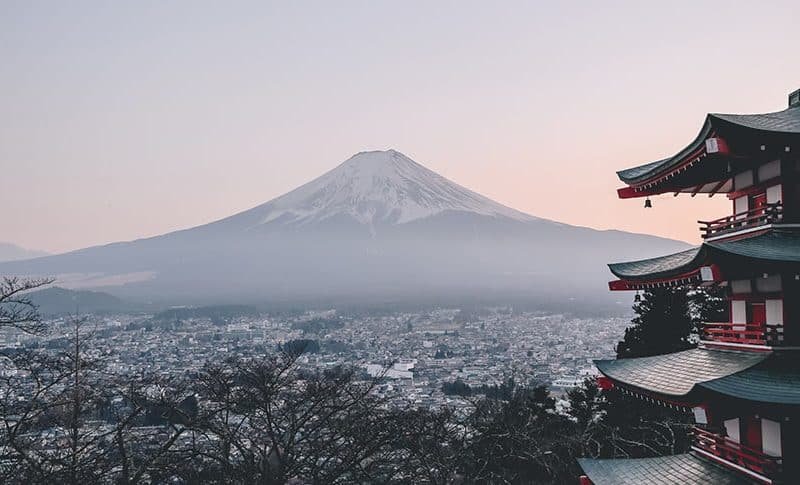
[2,1,797,253]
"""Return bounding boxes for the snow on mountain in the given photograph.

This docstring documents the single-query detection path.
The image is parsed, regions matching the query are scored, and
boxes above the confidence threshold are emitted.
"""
[0,148,691,307]
[244,149,539,228]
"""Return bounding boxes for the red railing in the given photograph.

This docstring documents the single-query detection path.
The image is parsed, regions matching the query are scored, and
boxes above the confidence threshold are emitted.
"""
[699,203,782,239]
[693,427,781,479]
[702,322,783,346]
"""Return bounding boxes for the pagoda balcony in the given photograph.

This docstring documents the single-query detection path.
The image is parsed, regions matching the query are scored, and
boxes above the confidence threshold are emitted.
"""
[699,203,782,240]
[701,322,783,347]
[692,426,781,483]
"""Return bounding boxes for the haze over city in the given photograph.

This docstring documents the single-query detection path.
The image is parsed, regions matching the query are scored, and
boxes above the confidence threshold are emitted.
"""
[4,1,800,254]
[3,2,800,484]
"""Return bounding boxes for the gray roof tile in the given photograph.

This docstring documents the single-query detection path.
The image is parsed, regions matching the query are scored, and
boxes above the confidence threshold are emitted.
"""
[699,353,800,405]
[618,106,800,184]
[609,229,800,281]
[711,109,800,133]
[708,229,800,262]
[595,348,768,397]
[578,453,754,484]
[608,247,703,280]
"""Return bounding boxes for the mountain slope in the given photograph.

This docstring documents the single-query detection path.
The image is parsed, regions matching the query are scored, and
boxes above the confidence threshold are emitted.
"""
[26,287,128,316]
[228,150,538,229]
[0,150,690,307]
[0,242,48,262]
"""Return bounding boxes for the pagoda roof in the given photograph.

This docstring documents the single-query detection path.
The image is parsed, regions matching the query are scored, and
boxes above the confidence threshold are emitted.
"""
[618,105,800,186]
[608,229,800,285]
[617,119,713,186]
[710,229,800,262]
[577,453,752,485]
[713,109,800,134]
[699,353,800,405]
[608,247,702,281]
[594,348,768,397]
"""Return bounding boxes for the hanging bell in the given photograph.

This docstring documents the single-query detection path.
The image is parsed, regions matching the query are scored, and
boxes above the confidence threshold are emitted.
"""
[634,291,641,302]
[644,198,652,208]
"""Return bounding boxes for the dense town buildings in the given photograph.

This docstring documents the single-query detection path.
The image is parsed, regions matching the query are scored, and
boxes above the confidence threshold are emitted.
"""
[1,307,624,412]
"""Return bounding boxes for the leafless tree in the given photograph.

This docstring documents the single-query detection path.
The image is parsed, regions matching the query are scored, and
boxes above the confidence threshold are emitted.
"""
[180,353,408,484]
[0,313,198,485]
[0,277,54,334]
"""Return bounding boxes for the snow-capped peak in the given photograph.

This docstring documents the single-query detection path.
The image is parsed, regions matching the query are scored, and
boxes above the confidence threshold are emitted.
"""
[249,149,539,227]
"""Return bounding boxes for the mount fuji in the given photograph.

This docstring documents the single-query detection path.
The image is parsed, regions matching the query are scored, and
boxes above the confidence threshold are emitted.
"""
[1,150,689,308]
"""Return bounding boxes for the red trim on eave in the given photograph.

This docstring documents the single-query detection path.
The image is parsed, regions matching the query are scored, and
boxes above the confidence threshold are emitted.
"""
[617,186,676,199]
[601,378,701,408]
[618,136,731,199]
[597,376,614,390]
[608,269,709,291]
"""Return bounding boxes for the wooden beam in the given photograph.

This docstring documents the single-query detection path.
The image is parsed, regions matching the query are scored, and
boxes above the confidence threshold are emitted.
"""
[708,179,729,198]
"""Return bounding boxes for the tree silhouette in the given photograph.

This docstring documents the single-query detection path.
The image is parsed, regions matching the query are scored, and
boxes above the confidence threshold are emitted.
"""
[616,288,695,359]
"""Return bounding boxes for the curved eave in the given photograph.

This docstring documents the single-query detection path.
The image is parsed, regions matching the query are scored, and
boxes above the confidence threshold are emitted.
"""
[594,348,768,398]
[608,268,708,291]
[617,117,714,185]
[617,106,800,193]
[698,354,800,405]
[608,247,704,281]
[578,454,753,485]
[608,229,800,287]
[706,229,800,263]
[711,108,800,135]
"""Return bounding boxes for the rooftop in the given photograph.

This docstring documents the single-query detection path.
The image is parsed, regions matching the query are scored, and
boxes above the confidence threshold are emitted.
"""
[578,453,753,485]
[608,229,800,283]
[616,89,800,195]
[699,352,800,405]
[594,348,768,398]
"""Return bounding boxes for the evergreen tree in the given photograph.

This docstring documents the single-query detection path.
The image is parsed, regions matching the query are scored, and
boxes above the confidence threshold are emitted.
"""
[615,288,695,359]
[567,378,603,429]
[688,285,729,337]
[616,287,728,359]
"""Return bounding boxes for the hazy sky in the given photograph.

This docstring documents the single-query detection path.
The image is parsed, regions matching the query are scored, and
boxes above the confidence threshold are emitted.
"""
[3,1,800,254]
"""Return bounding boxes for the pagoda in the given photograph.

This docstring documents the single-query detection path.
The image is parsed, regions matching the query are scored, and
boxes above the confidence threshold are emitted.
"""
[578,90,800,485]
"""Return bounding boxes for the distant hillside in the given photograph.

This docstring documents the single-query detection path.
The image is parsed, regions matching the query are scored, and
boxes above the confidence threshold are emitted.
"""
[152,305,259,323]
[0,150,691,308]
[0,242,48,262]
[27,287,129,316]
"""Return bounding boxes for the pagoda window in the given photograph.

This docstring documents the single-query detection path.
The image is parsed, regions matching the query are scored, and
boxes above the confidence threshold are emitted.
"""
[758,160,781,182]
[734,195,749,219]
[761,419,782,457]
[725,418,741,443]
[693,406,709,425]
[766,300,785,344]
[766,184,782,204]
[732,300,748,326]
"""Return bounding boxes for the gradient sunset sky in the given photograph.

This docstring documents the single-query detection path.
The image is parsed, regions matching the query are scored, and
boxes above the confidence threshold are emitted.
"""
[3,1,800,254]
